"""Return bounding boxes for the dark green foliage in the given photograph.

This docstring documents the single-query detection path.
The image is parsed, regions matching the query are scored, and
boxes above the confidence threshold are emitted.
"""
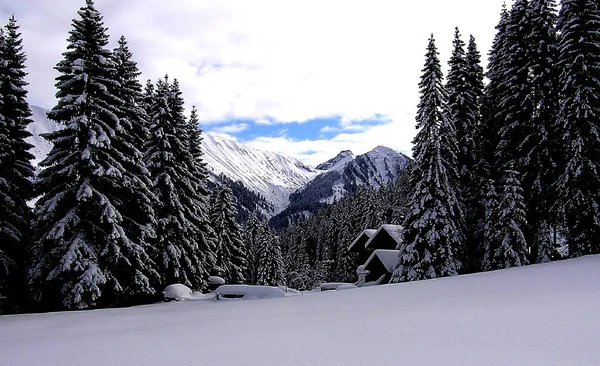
[279,167,411,288]
[391,35,464,283]
[256,228,284,286]
[555,0,600,256]
[525,0,561,263]
[30,1,158,310]
[145,76,215,291]
[0,16,35,313]
[210,185,247,283]
[483,164,529,270]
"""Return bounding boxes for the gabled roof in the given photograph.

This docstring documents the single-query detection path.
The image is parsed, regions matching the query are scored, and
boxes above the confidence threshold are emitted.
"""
[363,249,400,273]
[348,229,377,252]
[364,224,403,250]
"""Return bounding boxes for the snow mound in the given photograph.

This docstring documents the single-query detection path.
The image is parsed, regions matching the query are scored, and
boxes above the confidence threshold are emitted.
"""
[163,284,193,301]
[320,282,353,291]
[215,285,286,300]
[336,284,358,291]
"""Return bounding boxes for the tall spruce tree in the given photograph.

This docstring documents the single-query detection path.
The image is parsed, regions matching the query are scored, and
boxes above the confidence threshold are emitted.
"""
[483,163,529,270]
[210,185,246,284]
[482,4,510,177]
[525,0,560,262]
[446,28,482,270]
[464,35,487,269]
[256,228,285,286]
[145,76,214,290]
[30,1,158,310]
[555,0,600,256]
[391,35,464,283]
[0,16,35,313]
[243,213,263,284]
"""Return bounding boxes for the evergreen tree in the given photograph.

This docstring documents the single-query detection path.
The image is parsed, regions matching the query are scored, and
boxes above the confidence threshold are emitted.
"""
[391,35,464,283]
[525,0,560,262]
[256,228,285,286]
[243,213,263,284]
[481,4,510,176]
[0,16,35,313]
[103,35,159,305]
[555,0,600,256]
[30,1,157,310]
[210,185,246,284]
[464,35,487,269]
[145,76,213,290]
[446,28,482,270]
[483,164,529,270]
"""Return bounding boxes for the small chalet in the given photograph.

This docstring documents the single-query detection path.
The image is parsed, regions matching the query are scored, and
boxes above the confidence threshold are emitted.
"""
[361,249,400,285]
[349,224,403,286]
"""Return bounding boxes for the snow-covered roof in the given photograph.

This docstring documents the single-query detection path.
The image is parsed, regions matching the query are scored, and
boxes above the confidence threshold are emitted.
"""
[348,229,377,251]
[364,224,403,250]
[363,249,400,273]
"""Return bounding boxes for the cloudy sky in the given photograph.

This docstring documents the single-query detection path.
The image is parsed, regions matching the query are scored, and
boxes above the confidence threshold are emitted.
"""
[1,0,506,166]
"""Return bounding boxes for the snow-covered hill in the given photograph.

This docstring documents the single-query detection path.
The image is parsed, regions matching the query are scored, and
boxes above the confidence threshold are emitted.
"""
[1,255,598,365]
[26,106,318,214]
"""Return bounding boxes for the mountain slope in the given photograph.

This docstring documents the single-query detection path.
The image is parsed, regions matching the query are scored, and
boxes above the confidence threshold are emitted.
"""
[26,106,318,214]
[202,133,318,213]
[270,146,411,228]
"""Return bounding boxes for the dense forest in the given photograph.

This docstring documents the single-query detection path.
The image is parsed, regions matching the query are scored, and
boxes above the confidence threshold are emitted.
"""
[1,0,599,313]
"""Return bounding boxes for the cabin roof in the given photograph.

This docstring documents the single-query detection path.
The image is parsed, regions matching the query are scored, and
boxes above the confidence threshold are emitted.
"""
[364,249,400,273]
[364,224,403,250]
[348,229,377,252]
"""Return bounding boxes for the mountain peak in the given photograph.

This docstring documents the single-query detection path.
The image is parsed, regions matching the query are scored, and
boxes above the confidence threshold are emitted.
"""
[316,150,354,171]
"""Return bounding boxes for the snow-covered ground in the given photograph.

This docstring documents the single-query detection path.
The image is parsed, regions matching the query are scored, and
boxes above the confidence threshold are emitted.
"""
[1,256,599,365]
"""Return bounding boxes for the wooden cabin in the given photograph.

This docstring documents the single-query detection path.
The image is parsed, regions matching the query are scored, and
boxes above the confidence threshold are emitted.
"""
[361,249,400,285]
[350,224,404,286]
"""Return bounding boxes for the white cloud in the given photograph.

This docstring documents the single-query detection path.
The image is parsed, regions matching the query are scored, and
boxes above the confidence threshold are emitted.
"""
[246,111,416,167]
[5,0,506,164]
[209,123,249,134]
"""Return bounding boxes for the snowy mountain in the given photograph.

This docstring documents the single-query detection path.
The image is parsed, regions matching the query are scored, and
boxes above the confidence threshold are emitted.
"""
[315,150,354,171]
[270,146,411,228]
[202,133,318,214]
[26,106,318,214]
[26,105,60,167]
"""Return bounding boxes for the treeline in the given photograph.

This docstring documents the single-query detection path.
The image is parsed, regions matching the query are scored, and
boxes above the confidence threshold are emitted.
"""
[0,1,281,314]
[280,173,411,290]
[282,0,600,286]
[393,0,600,281]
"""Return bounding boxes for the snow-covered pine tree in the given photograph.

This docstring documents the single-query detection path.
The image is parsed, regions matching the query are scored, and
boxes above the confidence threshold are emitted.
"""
[446,28,482,270]
[481,4,510,177]
[243,213,263,284]
[30,1,158,310]
[391,35,465,283]
[555,0,600,256]
[99,34,160,306]
[145,76,212,290]
[483,163,529,270]
[0,16,35,313]
[210,184,246,284]
[256,228,285,286]
[185,104,217,275]
[464,35,487,269]
[142,79,154,118]
[524,0,560,263]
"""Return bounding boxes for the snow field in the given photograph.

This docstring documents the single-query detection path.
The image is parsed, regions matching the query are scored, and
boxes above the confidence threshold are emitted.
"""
[1,255,599,365]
